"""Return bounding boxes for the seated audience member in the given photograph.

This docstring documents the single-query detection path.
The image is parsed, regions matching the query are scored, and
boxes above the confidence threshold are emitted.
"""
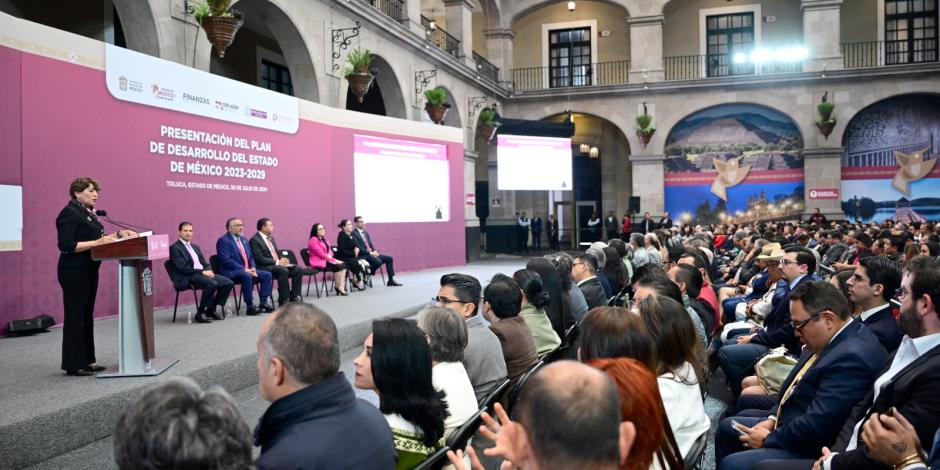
[637,295,711,458]
[250,218,304,305]
[548,252,590,323]
[418,307,478,438]
[513,269,562,356]
[630,233,652,269]
[602,246,631,299]
[335,219,366,290]
[448,361,636,470]
[483,275,539,382]
[670,263,716,338]
[255,303,396,469]
[645,233,665,268]
[216,217,273,315]
[677,250,720,326]
[307,223,349,295]
[572,253,608,309]
[921,240,940,258]
[859,411,940,470]
[834,232,875,269]
[588,242,615,297]
[113,377,252,470]
[720,242,776,323]
[847,256,904,353]
[718,247,816,396]
[168,221,233,323]
[634,268,708,352]
[526,257,576,339]
[608,238,634,285]
[354,318,448,469]
[578,306,657,371]
[436,273,507,401]
[588,358,684,470]
[714,281,887,469]
[830,268,861,316]
[352,216,402,286]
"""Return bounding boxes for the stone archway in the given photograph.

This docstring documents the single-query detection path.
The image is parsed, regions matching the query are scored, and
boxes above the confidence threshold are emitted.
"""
[368,54,408,119]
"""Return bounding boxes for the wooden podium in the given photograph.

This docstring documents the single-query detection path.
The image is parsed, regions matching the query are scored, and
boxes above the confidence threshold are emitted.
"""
[91,234,178,378]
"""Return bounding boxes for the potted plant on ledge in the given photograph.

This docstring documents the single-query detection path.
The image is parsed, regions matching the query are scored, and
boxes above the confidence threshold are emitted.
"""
[816,93,836,139]
[189,0,243,59]
[344,48,375,104]
[477,108,501,142]
[636,111,655,147]
[424,87,450,124]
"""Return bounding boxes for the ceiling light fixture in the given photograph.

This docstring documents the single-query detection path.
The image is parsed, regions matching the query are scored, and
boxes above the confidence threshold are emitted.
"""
[568,1,576,12]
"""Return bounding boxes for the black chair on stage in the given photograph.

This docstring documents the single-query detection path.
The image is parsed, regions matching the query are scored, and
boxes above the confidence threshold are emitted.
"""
[477,378,511,411]
[507,360,545,417]
[163,260,200,323]
[209,254,254,314]
[412,446,450,470]
[299,248,328,298]
[446,409,485,454]
[280,249,318,301]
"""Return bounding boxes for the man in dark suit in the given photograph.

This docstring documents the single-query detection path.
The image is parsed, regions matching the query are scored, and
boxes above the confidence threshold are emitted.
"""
[216,218,273,316]
[351,216,402,286]
[604,210,618,241]
[530,213,543,251]
[820,230,848,267]
[753,260,940,470]
[719,247,817,396]
[639,212,657,234]
[168,222,233,323]
[571,253,607,309]
[250,218,305,306]
[547,213,559,250]
[659,211,673,230]
[715,281,887,469]
[848,256,903,353]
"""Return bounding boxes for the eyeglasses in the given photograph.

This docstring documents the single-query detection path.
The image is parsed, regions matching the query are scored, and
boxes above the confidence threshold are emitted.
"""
[780,259,799,266]
[791,310,825,331]
[895,287,909,299]
[431,296,465,306]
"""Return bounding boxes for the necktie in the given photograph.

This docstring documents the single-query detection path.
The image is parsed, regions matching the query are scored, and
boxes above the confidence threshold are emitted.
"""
[775,354,818,429]
[235,237,249,269]
[185,243,203,270]
[265,236,278,261]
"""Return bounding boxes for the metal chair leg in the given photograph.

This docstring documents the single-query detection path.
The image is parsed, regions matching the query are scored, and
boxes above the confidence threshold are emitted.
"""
[173,291,180,323]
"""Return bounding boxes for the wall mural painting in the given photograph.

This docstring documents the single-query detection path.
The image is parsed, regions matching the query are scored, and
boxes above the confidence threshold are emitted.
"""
[664,104,804,225]
[841,95,940,223]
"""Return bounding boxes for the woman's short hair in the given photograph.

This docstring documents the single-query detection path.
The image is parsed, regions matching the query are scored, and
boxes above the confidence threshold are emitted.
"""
[371,318,448,447]
[69,177,100,199]
[513,269,550,309]
[418,307,468,363]
[579,307,657,371]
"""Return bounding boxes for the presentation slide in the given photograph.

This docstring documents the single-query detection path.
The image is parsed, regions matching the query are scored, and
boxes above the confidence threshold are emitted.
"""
[0,185,22,251]
[354,135,450,222]
[497,134,572,190]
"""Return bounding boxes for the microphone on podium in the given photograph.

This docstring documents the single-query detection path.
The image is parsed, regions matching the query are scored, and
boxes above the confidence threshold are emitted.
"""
[95,210,153,236]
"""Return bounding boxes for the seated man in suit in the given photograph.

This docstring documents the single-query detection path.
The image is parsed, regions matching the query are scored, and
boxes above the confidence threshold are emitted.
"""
[571,253,608,309]
[250,218,304,306]
[168,222,233,323]
[351,216,401,286]
[847,256,903,353]
[715,281,887,469]
[216,218,273,316]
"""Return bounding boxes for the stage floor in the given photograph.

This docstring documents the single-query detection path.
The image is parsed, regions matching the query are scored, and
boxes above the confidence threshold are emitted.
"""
[1,257,527,470]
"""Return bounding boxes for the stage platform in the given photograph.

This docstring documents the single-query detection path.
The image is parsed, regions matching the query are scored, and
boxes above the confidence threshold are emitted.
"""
[1,258,527,470]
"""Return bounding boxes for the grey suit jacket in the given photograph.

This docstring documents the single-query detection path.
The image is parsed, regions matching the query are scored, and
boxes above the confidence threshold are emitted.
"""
[462,314,508,402]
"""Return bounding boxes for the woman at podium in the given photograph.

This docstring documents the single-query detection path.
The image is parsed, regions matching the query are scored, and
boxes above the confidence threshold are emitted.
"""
[55,177,134,376]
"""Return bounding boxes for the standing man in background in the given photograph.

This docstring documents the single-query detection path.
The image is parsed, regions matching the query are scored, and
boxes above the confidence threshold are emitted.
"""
[517,212,530,253]
[530,213,543,252]
[548,213,560,250]
[605,210,619,241]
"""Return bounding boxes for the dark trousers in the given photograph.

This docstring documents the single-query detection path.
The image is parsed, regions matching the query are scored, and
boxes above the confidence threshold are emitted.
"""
[58,266,99,371]
[718,341,769,396]
[715,415,806,469]
[182,273,234,312]
[259,265,303,302]
[532,230,542,251]
[549,231,559,250]
[221,269,272,305]
[517,228,528,252]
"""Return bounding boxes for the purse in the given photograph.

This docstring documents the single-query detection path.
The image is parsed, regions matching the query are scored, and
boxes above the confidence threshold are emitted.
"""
[755,346,798,395]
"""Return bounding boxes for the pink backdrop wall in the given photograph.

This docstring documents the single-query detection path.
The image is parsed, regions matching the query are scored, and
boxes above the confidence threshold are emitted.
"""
[0,46,465,334]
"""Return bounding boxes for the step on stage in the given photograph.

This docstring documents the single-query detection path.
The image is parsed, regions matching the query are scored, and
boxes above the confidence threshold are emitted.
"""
[0,259,524,470]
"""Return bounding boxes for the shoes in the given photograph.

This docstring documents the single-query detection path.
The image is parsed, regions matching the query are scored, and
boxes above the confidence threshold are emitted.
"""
[289,297,303,303]
[208,310,225,321]
[259,302,276,313]
[334,286,348,296]
[278,299,288,307]
[66,369,94,376]
[85,364,106,372]
[246,306,260,316]
[194,312,213,323]
[387,279,402,287]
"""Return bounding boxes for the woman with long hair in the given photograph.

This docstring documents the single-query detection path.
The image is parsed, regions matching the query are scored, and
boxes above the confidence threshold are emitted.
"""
[547,252,589,323]
[335,219,366,290]
[353,318,448,469]
[636,295,710,459]
[513,269,561,355]
[602,246,631,294]
[526,257,574,338]
[578,306,657,372]
[307,223,349,295]
[830,268,861,316]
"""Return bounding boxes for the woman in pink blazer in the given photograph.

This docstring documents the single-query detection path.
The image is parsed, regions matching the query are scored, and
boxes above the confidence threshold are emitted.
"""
[308,223,349,295]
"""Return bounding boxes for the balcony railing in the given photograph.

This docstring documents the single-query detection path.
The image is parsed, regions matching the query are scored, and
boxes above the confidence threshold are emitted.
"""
[421,16,461,59]
[842,40,939,69]
[510,60,630,91]
[361,0,406,23]
[664,54,803,81]
[473,52,500,82]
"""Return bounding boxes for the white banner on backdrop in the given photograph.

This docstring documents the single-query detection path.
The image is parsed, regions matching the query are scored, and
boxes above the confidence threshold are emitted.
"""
[0,185,23,252]
[104,44,299,134]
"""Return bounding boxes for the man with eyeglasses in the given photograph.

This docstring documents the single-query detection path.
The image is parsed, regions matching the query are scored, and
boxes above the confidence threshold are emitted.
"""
[435,273,507,401]
[847,257,903,353]
[715,281,886,470]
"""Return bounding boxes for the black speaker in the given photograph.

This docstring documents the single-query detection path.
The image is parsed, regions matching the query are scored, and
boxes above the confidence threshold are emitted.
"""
[629,196,641,214]
[6,314,54,336]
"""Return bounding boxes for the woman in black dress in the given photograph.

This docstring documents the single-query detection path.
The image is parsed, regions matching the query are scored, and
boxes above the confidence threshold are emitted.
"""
[56,177,132,376]
[335,219,366,290]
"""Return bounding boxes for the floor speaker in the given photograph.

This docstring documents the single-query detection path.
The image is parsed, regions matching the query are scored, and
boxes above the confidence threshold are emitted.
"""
[6,314,54,336]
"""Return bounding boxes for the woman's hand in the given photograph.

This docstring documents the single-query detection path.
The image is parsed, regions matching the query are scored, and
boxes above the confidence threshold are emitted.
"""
[96,234,118,246]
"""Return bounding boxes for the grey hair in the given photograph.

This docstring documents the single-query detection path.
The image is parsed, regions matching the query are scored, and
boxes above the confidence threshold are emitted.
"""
[753,238,770,251]
[733,229,748,241]
[587,242,608,266]
[262,303,340,386]
[113,377,252,470]
[418,306,468,363]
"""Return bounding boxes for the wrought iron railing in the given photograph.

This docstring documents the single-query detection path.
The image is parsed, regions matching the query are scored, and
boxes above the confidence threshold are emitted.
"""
[421,16,461,59]
[473,52,500,82]
[842,40,939,68]
[664,54,802,80]
[510,60,630,91]
[362,0,406,23]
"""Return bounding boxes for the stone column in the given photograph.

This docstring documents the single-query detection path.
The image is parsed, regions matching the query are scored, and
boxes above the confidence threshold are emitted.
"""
[484,28,515,86]
[628,15,665,83]
[801,0,843,72]
[405,0,425,36]
[444,0,477,68]
[628,154,666,216]
[803,147,845,219]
